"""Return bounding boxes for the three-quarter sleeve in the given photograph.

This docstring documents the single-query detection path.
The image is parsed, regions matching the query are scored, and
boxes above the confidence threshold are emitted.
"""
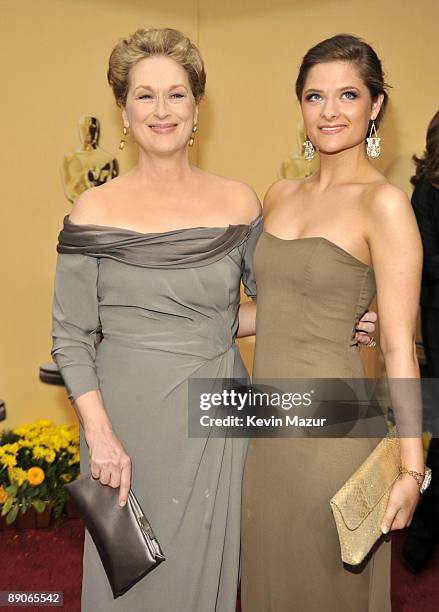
[241,215,263,299]
[51,253,101,402]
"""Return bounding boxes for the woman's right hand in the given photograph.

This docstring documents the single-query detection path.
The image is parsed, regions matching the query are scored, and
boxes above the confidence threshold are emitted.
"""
[85,426,132,507]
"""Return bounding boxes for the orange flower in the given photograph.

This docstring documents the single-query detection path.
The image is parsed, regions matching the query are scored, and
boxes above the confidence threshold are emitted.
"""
[27,467,45,486]
[0,486,8,503]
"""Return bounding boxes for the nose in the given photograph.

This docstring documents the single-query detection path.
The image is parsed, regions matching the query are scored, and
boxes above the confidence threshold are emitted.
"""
[321,96,339,121]
[153,94,170,119]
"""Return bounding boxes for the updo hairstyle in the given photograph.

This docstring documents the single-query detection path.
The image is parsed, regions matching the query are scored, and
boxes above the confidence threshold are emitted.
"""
[107,28,206,107]
[295,34,389,130]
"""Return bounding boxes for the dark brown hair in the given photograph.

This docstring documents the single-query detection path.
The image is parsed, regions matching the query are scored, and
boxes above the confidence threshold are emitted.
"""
[108,28,206,107]
[411,111,439,188]
[295,34,389,130]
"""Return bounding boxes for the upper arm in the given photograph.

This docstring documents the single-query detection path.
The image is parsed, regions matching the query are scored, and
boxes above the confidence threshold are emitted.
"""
[51,253,101,401]
[225,183,262,296]
[367,184,422,352]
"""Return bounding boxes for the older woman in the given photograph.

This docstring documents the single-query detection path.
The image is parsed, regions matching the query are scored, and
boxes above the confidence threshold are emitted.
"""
[51,28,261,612]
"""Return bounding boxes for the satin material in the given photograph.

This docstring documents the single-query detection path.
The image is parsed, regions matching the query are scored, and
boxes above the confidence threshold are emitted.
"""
[51,214,262,612]
[57,215,262,269]
[65,476,165,599]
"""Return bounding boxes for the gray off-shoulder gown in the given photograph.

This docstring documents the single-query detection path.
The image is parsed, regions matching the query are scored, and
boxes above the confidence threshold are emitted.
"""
[51,214,262,612]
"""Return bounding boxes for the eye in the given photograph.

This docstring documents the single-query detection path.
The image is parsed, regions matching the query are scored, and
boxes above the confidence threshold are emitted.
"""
[305,93,322,102]
[342,91,358,100]
[137,94,154,100]
[170,93,185,99]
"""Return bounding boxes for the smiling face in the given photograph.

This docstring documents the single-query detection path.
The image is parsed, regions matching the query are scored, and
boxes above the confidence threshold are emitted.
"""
[122,55,198,155]
[300,61,384,157]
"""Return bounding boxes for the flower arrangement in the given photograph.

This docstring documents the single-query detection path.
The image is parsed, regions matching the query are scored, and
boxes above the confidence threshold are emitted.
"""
[0,419,80,525]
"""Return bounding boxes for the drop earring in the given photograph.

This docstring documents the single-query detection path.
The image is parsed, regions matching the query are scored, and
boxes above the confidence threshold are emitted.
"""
[119,125,129,151]
[366,120,381,158]
[189,124,197,147]
[303,137,315,161]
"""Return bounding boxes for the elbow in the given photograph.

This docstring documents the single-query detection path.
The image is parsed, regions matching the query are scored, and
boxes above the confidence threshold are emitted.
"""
[380,336,418,363]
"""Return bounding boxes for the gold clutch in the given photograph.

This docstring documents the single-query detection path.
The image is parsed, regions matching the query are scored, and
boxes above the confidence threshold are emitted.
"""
[330,431,400,565]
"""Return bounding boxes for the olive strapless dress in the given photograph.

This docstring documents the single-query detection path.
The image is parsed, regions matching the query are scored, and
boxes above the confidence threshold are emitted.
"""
[241,233,391,612]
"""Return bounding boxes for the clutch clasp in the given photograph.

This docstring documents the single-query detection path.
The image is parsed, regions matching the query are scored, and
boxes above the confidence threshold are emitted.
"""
[138,514,156,540]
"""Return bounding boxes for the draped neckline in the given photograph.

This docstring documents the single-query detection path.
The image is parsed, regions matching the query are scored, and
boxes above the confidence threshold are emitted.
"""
[63,214,260,237]
[56,213,263,270]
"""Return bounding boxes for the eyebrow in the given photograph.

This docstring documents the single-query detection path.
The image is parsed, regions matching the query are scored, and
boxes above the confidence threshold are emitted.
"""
[133,84,188,93]
[303,86,361,95]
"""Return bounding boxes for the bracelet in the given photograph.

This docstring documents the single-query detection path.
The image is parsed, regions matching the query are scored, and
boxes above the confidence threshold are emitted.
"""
[399,465,432,493]
[399,466,425,488]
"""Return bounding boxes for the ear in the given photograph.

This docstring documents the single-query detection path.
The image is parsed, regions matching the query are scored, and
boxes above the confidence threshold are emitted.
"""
[121,107,129,128]
[371,93,385,121]
[194,104,199,126]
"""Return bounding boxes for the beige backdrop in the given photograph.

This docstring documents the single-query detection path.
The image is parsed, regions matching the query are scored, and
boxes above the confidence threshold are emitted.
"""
[1,0,438,427]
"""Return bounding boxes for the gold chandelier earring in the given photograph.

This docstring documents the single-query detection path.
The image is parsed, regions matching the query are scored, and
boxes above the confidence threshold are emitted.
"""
[366,120,381,158]
[189,124,197,147]
[303,136,315,161]
[119,125,129,151]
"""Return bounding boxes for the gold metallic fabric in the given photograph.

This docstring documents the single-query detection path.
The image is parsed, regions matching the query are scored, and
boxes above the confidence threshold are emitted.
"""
[330,432,400,565]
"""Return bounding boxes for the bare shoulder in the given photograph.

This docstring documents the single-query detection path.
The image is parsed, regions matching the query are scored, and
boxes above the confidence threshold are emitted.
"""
[263,178,305,212]
[199,170,262,224]
[68,173,129,224]
[225,178,262,223]
[68,185,109,225]
[365,181,413,222]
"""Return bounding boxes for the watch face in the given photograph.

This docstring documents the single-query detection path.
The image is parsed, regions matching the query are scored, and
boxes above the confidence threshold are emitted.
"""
[420,467,432,494]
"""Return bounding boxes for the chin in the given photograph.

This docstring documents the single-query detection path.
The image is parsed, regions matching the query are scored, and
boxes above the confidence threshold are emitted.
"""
[316,133,368,156]
[155,144,186,156]
[317,141,359,156]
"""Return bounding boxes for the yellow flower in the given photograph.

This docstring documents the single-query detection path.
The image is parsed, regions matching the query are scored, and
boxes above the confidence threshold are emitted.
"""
[35,419,54,428]
[8,467,28,486]
[68,452,80,466]
[1,454,17,468]
[32,446,47,460]
[61,473,72,482]
[0,486,8,503]
[17,440,34,448]
[45,449,56,464]
[12,426,29,436]
[68,427,80,444]
[27,467,45,486]
[1,443,19,455]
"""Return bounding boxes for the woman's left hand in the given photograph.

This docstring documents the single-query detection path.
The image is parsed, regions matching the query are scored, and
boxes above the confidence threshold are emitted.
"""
[355,310,377,345]
[380,474,421,534]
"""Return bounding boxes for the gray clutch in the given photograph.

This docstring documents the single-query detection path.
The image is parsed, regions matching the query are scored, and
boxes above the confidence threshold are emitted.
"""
[65,475,165,598]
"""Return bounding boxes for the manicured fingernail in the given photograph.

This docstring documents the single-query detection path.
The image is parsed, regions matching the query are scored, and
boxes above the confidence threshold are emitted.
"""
[381,525,389,534]
[120,500,126,507]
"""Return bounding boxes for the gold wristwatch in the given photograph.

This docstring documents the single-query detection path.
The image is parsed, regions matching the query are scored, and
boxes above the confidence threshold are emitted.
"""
[399,466,432,494]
